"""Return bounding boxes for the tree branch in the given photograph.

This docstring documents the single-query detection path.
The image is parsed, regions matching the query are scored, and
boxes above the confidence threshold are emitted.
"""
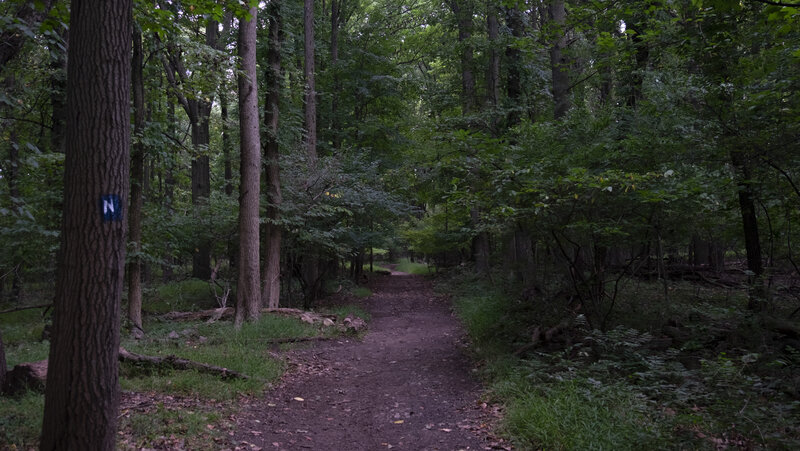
[751,0,800,6]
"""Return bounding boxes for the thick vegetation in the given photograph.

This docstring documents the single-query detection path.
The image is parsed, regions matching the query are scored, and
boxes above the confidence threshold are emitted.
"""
[1,0,799,448]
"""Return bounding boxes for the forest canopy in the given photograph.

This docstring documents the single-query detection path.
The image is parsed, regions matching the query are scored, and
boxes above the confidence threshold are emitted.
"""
[2,0,800,448]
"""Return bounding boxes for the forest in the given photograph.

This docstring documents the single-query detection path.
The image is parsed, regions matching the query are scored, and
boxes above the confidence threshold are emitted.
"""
[1,0,799,448]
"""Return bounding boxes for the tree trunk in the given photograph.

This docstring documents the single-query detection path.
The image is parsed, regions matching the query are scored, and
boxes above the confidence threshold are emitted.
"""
[221,90,233,197]
[505,5,524,127]
[234,6,262,327]
[6,88,24,303]
[160,20,219,281]
[330,0,342,150]
[0,330,6,392]
[262,0,283,310]
[128,24,145,337]
[451,0,489,275]
[304,0,318,167]
[487,5,500,110]
[731,150,765,309]
[40,0,131,448]
[451,0,475,115]
[548,0,570,120]
[50,28,68,154]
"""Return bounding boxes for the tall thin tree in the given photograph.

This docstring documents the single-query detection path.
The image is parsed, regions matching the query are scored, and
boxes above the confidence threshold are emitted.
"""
[549,0,570,119]
[40,0,131,447]
[128,24,146,337]
[262,0,284,310]
[304,0,318,166]
[235,4,262,326]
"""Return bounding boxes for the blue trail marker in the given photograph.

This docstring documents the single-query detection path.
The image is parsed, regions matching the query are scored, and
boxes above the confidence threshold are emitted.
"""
[101,195,122,222]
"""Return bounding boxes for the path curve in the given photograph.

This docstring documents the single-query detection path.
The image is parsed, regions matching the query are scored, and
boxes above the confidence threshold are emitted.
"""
[234,272,491,450]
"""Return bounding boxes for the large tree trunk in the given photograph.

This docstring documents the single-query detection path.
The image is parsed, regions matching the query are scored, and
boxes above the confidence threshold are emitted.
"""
[234,6,262,327]
[549,0,570,120]
[40,0,131,448]
[128,24,145,337]
[262,0,283,310]
[304,0,318,166]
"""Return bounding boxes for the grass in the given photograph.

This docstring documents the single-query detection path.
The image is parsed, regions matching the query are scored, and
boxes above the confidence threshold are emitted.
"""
[120,314,318,399]
[441,268,800,450]
[394,257,431,275]
[350,286,372,298]
[0,277,359,449]
[0,391,45,447]
[143,278,220,314]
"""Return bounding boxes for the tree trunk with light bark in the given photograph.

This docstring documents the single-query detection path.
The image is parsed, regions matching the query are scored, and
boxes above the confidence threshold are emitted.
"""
[235,6,262,327]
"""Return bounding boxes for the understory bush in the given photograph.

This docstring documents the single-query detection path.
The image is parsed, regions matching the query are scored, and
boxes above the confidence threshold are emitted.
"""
[441,268,800,450]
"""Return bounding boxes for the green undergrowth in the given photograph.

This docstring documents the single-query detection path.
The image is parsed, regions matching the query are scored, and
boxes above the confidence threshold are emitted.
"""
[143,278,220,314]
[118,400,232,450]
[394,257,431,275]
[0,391,44,447]
[1,297,362,449]
[440,269,800,450]
[350,286,373,298]
[120,314,319,398]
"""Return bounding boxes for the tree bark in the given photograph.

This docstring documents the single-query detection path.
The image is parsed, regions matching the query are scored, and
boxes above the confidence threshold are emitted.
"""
[451,0,475,115]
[221,90,233,197]
[304,0,318,166]
[49,28,68,154]
[487,5,501,110]
[330,0,342,150]
[0,330,6,392]
[505,6,524,126]
[262,0,284,310]
[160,20,220,281]
[731,150,765,309]
[128,24,145,336]
[549,0,570,120]
[235,6,262,327]
[40,0,131,448]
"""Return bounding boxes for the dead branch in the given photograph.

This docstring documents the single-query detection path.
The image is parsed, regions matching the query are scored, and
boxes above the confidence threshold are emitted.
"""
[118,347,255,381]
[0,303,52,315]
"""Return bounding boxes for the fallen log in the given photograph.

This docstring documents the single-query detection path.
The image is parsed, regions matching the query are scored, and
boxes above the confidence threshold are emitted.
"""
[159,307,337,325]
[118,347,255,381]
[0,303,51,315]
[265,336,337,345]
[160,307,234,321]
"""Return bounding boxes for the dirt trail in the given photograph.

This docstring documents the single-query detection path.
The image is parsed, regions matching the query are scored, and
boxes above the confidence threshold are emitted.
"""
[233,271,494,450]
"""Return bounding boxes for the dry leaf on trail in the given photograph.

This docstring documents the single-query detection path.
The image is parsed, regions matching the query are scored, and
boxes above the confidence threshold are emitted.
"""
[393,420,404,424]
[293,397,305,402]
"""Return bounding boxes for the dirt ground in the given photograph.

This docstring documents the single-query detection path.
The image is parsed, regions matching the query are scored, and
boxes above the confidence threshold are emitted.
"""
[232,270,505,451]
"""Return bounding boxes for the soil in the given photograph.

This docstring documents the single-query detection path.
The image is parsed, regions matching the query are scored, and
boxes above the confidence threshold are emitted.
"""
[232,269,505,451]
